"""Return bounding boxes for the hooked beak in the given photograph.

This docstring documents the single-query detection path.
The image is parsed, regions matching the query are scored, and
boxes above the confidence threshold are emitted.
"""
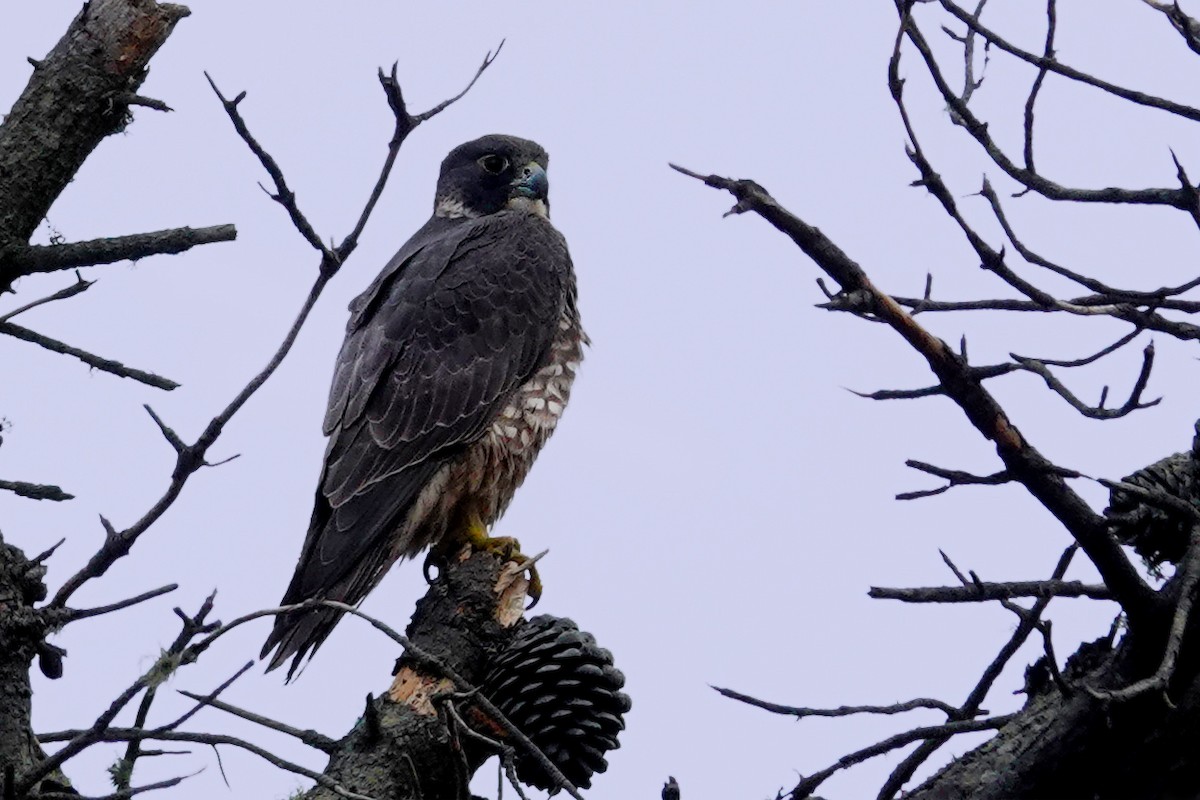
[510,162,548,201]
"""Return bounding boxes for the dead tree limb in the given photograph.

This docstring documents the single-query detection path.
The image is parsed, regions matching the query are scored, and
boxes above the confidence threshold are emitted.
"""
[670,162,1159,628]
[0,225,236,286]
[0,0,193,264]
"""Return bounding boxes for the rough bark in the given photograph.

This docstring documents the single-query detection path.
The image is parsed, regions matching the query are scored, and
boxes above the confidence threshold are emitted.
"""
[304,550,528,800]
[0,534,62,793]
[908,606,1200,799]
[0,0,191,290]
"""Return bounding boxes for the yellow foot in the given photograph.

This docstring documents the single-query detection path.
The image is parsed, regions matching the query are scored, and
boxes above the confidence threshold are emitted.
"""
[462,517,542,607]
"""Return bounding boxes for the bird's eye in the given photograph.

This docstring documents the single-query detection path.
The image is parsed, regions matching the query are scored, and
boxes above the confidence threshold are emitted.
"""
[478,154,509,174]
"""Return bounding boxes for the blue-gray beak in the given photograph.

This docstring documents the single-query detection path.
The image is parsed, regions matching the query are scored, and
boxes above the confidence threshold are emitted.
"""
[511,162,548,201]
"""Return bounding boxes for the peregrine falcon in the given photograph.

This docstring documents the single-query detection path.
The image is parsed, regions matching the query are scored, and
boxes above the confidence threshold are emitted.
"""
[262,135,584,678]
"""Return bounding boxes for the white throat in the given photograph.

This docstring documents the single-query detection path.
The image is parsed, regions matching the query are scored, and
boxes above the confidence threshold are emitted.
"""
[505,196,549,219]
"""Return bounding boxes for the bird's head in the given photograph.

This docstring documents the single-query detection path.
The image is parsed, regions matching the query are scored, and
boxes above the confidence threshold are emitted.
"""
[434,134,550,220]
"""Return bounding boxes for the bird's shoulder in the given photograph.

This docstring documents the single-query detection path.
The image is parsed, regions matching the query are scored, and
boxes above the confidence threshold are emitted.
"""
[347,211,569,334]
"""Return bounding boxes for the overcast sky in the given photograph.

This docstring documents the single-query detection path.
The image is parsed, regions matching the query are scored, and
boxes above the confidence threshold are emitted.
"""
[4,3,1200,799]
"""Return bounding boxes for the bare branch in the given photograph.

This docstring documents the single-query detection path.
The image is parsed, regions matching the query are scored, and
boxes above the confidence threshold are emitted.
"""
[174,690,337,754]
[0,273,93,322]
[670,163,1159,626]
[788,714,1016,799]
[0,224,236,286]
[0,320,178,390]
[151,661,255,734]
[17,596,218,794]
[58,584,178,625]
[0,478,73,501]
[902,5,1197,209]
[411,41,505,124]
[869,579,1113,603]
[938,0,1200,124]
[877,545,1078,798]
[1011,343,1160,420]
[713,686,964,720]
[334,43,502,263]
[1141,0,1200,55]
[37,729,374,800]
[896,459,1016,500]
[1022,0,1056,171]
[203,73,331,262]
[36,772,196,800]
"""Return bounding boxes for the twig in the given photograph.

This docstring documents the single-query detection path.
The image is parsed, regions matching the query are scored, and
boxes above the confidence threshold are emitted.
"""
[906,3,1198,210]
[35,772,196,800]
[115,93,173,113]
[17,596,218,794]
[876,545,1078,798]
[851,363,1021,400]
[0,478,73,501]
[1022,0,1056,171]
[37,729,375,800]
[175,690,337,754]
[788,715,1015,798]
[58,584,178,625]
[941,0,1200,122]
[334,43,503,264]
[712,686,964,719]
[151,661,255,734]
[0,320,177,390]
[947,0,990,113]
[113,683,159,792]
[896,460,1015,500]
[1011,343,1159,420]
[203,74,330,260]
[0,273,93,322]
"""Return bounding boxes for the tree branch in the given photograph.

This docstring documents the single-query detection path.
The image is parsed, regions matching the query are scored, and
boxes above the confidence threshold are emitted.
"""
[713,686,964,720]
[174,691,337,754]
[0,320,178,390]
[669,163,1158,627]
[869,579,1113,603]
[0,479,73,502]
[789,715,1016,799]
[0,225,235,287]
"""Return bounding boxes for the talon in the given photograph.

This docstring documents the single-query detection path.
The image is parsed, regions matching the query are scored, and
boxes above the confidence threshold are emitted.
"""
[526,564,542,609]
[460,512,544,603]
[422,552,440,584]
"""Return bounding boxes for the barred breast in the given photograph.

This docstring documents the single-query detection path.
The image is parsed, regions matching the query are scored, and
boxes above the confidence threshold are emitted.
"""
[472,307,586,523]
[398,305,586,561]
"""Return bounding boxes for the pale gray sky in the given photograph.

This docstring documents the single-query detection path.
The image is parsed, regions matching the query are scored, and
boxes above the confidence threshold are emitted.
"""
[4,3,1199,798]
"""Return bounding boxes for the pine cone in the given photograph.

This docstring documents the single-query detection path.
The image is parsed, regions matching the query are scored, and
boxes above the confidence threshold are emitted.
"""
[483,614,631,792]
[1105,449,1197,570]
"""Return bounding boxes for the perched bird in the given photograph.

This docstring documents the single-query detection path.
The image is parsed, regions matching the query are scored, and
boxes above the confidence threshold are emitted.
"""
[262,135,585,678]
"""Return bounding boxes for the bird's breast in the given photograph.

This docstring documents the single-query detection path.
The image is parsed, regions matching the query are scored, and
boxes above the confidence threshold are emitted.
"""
[490,312,585,454]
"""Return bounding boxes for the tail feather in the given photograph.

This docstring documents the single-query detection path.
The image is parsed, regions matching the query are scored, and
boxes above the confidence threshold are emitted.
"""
[260,605,346,681]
